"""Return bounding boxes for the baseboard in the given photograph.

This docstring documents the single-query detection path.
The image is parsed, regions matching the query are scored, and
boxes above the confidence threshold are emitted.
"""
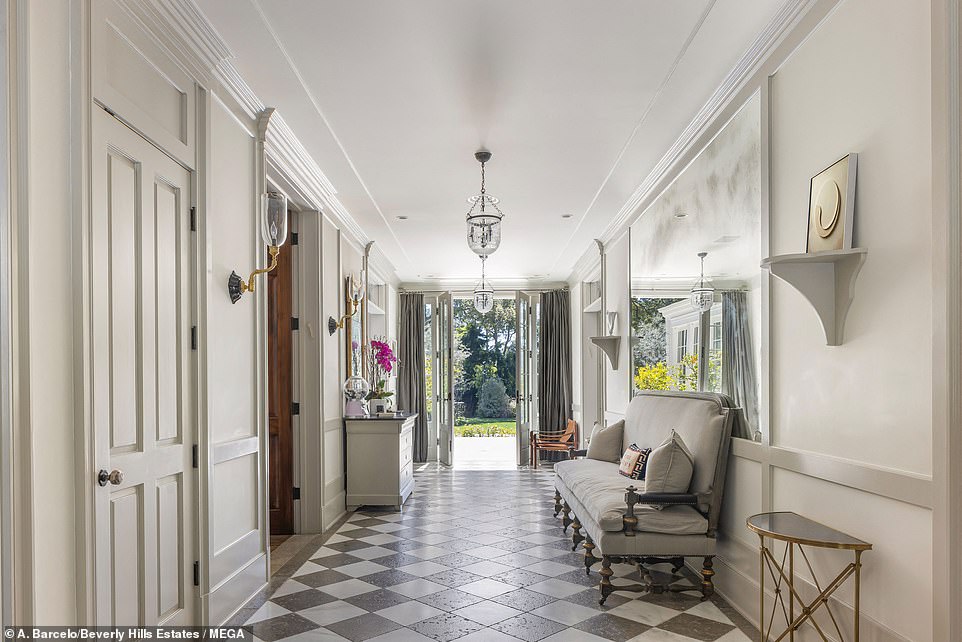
[323,490,345,531]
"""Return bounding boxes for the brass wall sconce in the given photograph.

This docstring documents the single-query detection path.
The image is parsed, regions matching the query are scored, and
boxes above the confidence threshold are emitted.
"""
[229,191,288,303]
[328,274,365,335]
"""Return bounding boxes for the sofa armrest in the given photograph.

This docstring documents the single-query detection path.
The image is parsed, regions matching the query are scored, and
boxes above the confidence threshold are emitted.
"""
[635,492,698,506]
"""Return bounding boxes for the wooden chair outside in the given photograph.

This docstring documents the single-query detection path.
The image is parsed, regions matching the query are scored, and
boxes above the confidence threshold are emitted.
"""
[530,419,579,469]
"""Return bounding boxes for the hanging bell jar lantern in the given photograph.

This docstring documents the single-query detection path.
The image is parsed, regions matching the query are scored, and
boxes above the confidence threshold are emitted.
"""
[466,150,504,257]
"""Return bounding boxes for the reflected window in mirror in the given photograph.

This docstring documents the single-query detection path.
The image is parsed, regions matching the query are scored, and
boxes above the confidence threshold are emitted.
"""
[629,94,762,441]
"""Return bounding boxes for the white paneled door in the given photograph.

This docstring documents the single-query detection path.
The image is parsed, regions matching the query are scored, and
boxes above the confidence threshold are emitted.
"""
[437,292,454,466]
[91,109,195,625]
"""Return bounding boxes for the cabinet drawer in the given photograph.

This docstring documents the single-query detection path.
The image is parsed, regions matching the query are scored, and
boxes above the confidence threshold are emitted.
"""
[399,461,413,489]
[400,430,413,464]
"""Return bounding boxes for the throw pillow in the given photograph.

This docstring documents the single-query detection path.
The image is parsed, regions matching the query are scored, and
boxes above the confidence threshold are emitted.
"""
[586,420,624,463]
[643,430,695,502]
[617,444,652,479]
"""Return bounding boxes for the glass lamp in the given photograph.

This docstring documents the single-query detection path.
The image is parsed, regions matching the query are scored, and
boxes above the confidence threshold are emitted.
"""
[466,150,504,257]
[343,375,371,417]
[228,191,288,303]
[473,257,495,313]
[690,252,715,312]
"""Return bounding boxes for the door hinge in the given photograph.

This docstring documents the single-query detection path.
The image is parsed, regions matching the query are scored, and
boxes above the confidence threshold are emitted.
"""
[291,402,300,416]
[191,326,197,351]
[193,561,200,586]
[293,487,301,500]
[291,317,300,331]
[291,232,299,246]
[192,444,198,468]
[189,206,196,232]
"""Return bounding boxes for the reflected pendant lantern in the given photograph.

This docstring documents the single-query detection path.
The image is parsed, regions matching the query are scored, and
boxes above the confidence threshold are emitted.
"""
[473,257,495,314]
[689,251,715,312]
[466,150,504,257]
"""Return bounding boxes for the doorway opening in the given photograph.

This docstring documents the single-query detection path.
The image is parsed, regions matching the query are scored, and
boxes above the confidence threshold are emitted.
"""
[452,297,517,469]
[430,292,538,470]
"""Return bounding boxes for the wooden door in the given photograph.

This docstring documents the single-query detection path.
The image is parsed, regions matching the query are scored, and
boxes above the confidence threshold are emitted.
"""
[92,108,195,624]
[267,213,295,534]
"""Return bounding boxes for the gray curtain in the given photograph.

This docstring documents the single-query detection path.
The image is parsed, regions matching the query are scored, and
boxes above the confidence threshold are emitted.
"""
[398,292,428,462]
[538,290,572,435]
[721,291,759,440]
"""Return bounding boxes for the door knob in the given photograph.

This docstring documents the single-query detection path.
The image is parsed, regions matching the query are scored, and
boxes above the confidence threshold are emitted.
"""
[97,469,124,487]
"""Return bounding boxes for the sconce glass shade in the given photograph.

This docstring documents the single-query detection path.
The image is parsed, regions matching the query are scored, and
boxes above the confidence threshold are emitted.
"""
[350,274,366,303]
[261,191,288,247]
[343,374,370,401]
[466,196,503,257]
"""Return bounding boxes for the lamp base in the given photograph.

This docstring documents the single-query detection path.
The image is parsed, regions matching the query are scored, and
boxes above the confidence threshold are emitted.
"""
[345,399,366,417]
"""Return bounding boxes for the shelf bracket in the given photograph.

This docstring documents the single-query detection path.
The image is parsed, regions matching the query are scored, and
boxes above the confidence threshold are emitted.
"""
[761,248,867,346]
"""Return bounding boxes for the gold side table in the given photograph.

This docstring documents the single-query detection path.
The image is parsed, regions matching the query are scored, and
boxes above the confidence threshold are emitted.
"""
[747,512,871,642]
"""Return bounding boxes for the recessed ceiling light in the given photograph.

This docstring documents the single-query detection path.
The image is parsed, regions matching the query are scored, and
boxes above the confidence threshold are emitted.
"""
[673,211,688,219]
[561,214,573,219]
[396,215,409,220]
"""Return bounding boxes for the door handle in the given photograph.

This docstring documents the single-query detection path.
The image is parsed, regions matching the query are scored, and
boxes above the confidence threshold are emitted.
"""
[97,469,124,487]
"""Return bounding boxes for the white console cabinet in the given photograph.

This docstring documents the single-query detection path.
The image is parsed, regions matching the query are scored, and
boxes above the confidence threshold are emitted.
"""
[345,413,417,511]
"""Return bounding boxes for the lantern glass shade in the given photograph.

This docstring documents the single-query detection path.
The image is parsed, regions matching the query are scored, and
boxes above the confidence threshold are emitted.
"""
[466,195,503,257]
[474,276,495,313]
[690,286,715,313]
[261,191,288,247]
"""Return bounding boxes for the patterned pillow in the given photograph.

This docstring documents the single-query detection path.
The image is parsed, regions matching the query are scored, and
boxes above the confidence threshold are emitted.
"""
[618,444,652,480]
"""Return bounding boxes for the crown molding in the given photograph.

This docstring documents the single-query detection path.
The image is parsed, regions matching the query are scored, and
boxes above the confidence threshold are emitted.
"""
[567,238,604,284]
[116,0,395,283]
[598,0,818,248]
[399,278,569,293]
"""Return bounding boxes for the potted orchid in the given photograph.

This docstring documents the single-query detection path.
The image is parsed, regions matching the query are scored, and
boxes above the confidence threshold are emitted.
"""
[366,338,398,414]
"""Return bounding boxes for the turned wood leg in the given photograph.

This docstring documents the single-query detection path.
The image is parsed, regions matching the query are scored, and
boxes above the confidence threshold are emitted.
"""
[599,555,614,605]
[562,501,572,533]
[700,556,715,600]
[583,534,599,575]
[553,489,562,517]
[571,515,584,551]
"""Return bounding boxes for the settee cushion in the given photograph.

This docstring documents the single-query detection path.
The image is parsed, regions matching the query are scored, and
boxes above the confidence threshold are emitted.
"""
[587,420,624,463]
[643,430,694,499]
[555,459,707,535]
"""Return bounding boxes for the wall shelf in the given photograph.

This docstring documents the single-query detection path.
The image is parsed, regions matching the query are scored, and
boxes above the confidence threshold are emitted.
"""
[761,248,867,346]
[589,336,621,369]
[583,297,602,313]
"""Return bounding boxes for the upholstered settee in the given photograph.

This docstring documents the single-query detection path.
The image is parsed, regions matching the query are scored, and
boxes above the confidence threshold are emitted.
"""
[552,391,737,604]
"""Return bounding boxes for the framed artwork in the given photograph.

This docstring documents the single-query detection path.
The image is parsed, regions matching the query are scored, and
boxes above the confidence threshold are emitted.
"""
[806,153,858,252]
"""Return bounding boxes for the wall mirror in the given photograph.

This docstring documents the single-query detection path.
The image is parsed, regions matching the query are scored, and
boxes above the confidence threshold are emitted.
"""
[629,94,762,441]
[345,275,365,377]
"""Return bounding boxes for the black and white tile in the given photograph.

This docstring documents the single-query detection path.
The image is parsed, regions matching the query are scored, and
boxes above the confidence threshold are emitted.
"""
[242,466,756,642]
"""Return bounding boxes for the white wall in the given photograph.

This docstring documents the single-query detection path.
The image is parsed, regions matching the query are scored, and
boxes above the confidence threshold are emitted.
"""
[761,0,933,637]
[579,1,939,638]
[603,234,631,416]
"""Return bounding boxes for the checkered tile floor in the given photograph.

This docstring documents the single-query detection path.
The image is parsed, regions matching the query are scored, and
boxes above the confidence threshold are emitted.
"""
[241,465,756,642]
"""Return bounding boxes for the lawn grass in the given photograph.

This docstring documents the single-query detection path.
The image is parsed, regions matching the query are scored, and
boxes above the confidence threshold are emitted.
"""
[454,420,516,437]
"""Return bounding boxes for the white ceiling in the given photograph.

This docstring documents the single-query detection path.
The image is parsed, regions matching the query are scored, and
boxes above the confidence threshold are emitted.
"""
[196,0,786,284]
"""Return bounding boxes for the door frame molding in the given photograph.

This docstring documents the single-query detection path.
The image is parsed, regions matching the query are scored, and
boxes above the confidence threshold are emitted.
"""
[1,0,34,625]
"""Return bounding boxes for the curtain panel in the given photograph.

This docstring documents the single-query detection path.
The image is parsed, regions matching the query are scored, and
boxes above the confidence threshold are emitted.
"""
[398,292,428,462]
[538,289,573,437]
[721,290,759,440]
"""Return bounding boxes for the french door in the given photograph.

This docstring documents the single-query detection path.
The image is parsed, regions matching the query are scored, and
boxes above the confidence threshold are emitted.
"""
[91,108,196,624]
[516,292,536,466]
[437,292,454,466]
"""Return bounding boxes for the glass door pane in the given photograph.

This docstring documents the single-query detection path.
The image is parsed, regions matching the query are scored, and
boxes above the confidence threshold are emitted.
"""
[516,292,530,466]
